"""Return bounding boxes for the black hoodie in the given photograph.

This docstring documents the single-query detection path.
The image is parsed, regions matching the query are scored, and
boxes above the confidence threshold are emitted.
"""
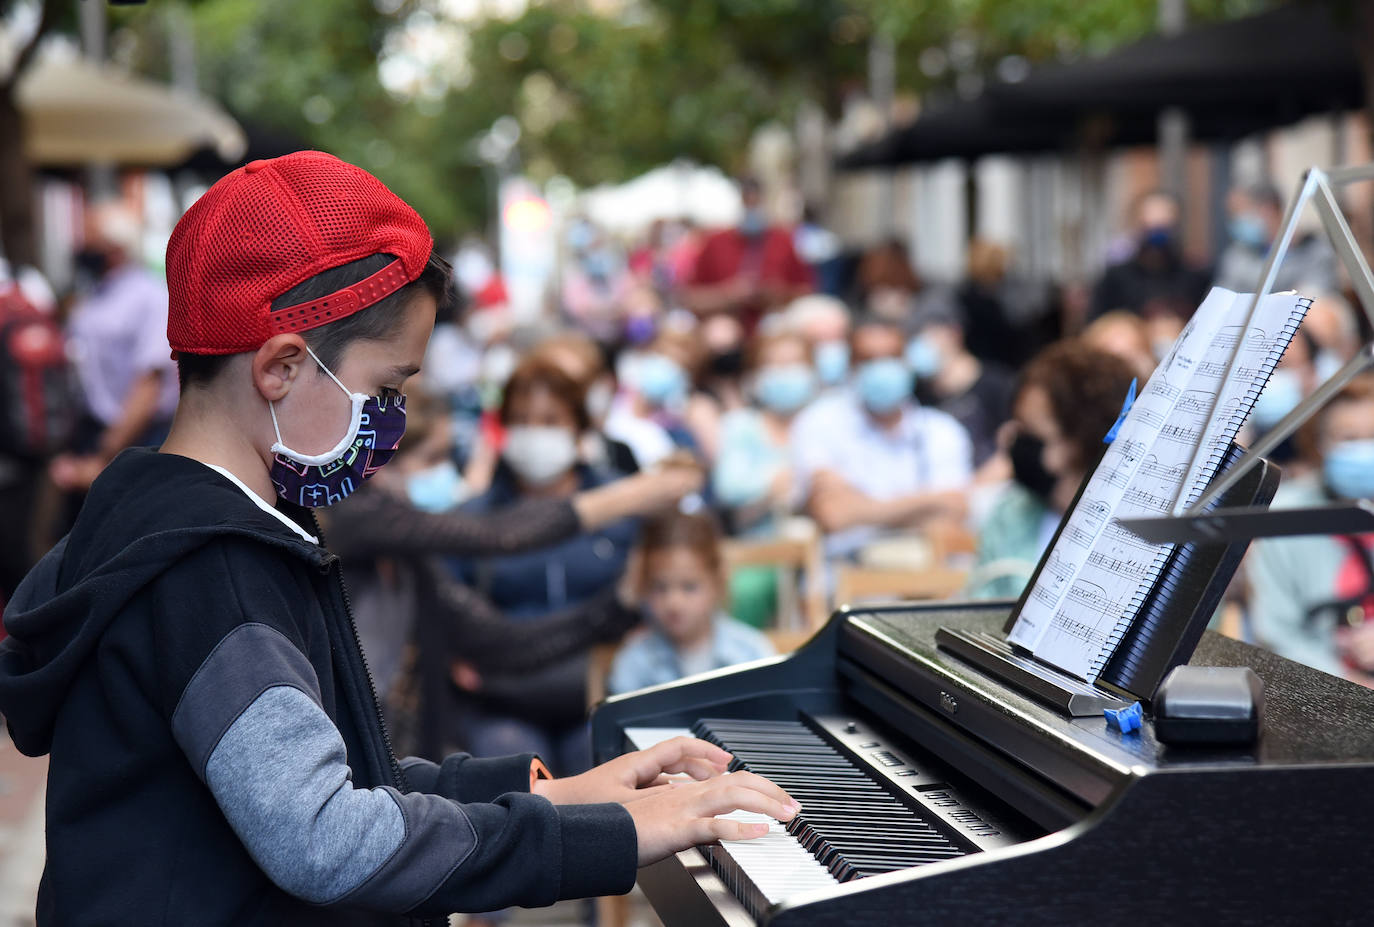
[0,449,636,926]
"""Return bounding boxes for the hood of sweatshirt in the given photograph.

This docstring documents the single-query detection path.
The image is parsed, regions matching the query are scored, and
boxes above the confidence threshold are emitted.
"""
[0,448,328,756]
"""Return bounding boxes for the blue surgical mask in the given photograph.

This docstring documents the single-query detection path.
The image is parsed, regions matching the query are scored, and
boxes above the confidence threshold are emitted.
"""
[754,364,816,414]
[635,353,688,408]
[1229,214,1269,250]
[1251,369,1302,430]
[904,335,943,379]
[1314,349,1344,383]
[814,341,849,386]
[740,208,767,237]
[406,460,465,513]
[1324,439,1374,500]
[855,358,912,415]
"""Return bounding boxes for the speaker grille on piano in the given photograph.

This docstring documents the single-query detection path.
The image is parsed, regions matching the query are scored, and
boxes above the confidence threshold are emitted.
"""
[693,718,974,919]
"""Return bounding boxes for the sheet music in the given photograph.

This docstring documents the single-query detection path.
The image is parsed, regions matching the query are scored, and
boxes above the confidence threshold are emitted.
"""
[1007,288,1308,679]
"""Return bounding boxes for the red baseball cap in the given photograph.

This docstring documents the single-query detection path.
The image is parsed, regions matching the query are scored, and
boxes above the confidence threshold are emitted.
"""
[166,150,434,356]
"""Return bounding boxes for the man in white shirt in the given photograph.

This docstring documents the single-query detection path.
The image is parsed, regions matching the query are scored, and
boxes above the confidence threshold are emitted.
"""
[792,317,972,558]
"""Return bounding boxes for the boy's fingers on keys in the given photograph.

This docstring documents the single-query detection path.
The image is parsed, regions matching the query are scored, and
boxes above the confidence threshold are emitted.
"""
[652,736,731,769]
[693,782,797,823]
[660,756,726,780]
[701,816,771,842]
[718,770,799,810]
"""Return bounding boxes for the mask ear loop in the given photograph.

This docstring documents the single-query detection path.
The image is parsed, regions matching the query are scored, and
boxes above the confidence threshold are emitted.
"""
[268,344,369,465]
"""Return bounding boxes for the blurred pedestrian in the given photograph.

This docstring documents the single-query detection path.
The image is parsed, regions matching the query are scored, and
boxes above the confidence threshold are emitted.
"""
[969,340,1136,598]
[682,177,813,331]
[1214,182,1338,295]
[1090,190,1209,323]
[51,203,178,499]
[792,316,971,559]
[906,312,1014,468]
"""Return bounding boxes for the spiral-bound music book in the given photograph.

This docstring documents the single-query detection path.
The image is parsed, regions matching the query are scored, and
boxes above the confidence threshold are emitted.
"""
[1005,287,1311,681]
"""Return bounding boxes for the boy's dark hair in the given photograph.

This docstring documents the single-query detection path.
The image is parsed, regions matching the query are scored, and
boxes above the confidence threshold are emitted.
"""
[176,252,455,392]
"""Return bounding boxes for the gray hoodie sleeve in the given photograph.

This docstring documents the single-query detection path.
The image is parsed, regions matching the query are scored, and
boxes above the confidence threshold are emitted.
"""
[170,621,637,914]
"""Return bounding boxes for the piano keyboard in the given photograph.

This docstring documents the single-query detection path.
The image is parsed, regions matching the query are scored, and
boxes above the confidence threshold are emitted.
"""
[691,718,976,920]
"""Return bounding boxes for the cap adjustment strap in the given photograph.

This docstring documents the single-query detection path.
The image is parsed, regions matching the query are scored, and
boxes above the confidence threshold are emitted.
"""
[267,258,412,335]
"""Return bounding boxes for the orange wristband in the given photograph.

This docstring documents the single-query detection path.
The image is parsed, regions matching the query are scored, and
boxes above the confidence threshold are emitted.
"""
[529,756,553,791]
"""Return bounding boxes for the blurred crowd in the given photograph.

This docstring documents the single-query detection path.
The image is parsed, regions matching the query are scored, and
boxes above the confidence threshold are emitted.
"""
[4,172,1374,816]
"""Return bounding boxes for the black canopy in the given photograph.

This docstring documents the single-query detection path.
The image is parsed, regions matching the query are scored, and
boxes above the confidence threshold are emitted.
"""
[839,4,1363,169]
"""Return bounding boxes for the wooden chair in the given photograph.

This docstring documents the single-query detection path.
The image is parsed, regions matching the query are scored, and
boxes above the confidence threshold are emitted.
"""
[832,564,969,610]
[721,525,827,635]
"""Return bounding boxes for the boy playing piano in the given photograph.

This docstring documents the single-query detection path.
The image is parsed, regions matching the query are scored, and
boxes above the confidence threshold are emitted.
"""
[0,152,795,925]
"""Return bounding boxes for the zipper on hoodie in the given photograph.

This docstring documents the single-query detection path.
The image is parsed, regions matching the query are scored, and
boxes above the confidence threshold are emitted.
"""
[310,512,440,927]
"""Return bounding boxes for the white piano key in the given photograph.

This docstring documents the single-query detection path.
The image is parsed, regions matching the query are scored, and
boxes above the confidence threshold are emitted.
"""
[714,809,839,905]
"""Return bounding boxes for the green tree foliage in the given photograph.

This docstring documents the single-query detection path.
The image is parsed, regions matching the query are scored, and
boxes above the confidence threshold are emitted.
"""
[110,0,1279,240]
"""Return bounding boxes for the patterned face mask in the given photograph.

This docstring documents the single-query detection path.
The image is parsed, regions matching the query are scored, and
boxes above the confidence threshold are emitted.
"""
[267,345,407,508]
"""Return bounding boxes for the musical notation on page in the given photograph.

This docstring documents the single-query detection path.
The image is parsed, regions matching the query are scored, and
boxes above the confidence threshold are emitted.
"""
[1007,287,1310,680]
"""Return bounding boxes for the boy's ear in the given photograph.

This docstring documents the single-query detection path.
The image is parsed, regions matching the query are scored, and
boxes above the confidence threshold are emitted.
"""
[252,334,311,402]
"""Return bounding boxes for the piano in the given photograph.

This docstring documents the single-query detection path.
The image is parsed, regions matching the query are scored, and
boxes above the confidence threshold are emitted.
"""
[591,601,1374,926]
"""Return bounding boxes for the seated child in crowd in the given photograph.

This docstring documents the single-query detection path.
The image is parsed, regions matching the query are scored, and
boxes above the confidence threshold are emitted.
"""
[608,511,774,695]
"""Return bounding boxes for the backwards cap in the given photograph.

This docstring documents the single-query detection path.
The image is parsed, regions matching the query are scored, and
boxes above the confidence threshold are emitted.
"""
[166,150,433,356]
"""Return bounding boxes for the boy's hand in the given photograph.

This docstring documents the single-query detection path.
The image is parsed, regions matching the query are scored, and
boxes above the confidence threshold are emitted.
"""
[532,736,729,805]
[627,770,800,866]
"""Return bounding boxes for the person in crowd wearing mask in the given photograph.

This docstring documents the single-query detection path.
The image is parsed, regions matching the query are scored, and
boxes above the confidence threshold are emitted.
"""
[322,386,700,758]
[969,340,1137,599]
[713,332,817,627]
[714,332,815,528]
[1245,374,1374,683]
[0,153,794,924]
[606,328,706,468]
[49,202,180,498]
[1214,182,1338,295]
[854,237,923,323]
[451,356,643,776]
[786,293,852,392]
[1302,293,1362,383]
[607,510,774,696]
[952,239,1052,370]
[792,316,972,559]
[1082,310,1159,383]
[906,313,1014,469]
[532,332,639,474]
[562,220,631,343]
[1089,189,1210,323]
[1247,329,1319,471]
[682,176,814,332]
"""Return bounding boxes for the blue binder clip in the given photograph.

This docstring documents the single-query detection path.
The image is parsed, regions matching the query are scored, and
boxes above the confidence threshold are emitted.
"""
[1105,701,1143,734]
[1103,377,1139,444]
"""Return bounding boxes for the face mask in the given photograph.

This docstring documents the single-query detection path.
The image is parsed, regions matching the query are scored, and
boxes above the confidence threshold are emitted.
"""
[635,354,688,408]
[754,364,816,414]
[904,335,943,379]
[1324,439,1374,500]
[73,247,109,282]
[1150,337,1175,362]
[1229,214,1269,250]
[1140,226,1174,250]
[406,460,465,513]
[1010,432,1057,501]
[1252,369,1302,430]
[814,340,850,386]
[502,425,578,487]
[740,208,767,238]
[481,344,517,387]
[855,358,912,416]
[625,315,656,345]
[268,345,407,508]
[708,348,744,379]
[585,380,614,422]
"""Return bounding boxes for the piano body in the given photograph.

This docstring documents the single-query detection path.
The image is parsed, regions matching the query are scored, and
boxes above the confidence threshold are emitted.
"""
[592,601,1374,926]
